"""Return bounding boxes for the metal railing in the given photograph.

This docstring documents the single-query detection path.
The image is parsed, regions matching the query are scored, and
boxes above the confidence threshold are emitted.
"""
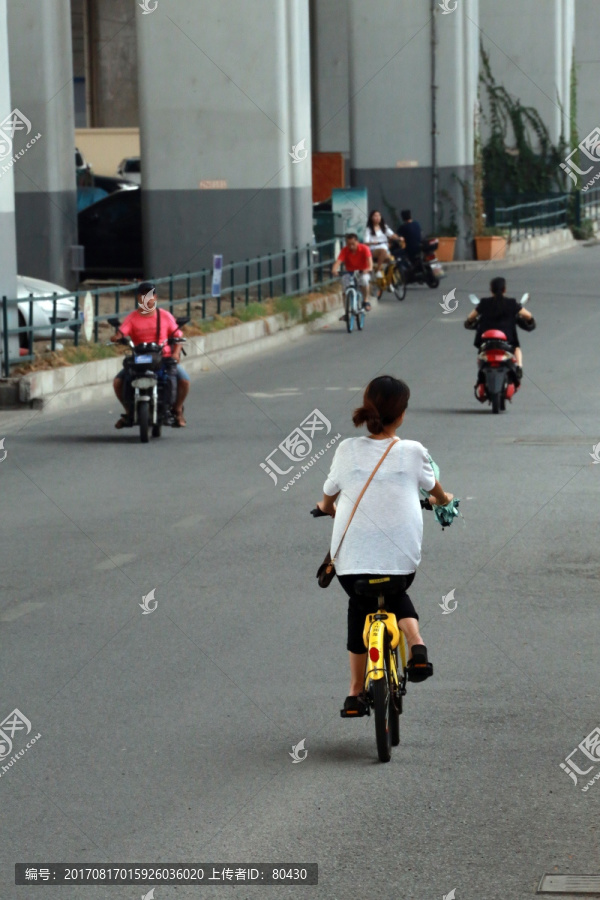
[581,184,600,221]
[489,193,572,241]
[1,238,338,376]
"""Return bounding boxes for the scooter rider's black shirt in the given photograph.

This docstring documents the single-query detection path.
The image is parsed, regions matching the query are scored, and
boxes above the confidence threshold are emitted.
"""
[397,220,422,258]
[475,296,523,349]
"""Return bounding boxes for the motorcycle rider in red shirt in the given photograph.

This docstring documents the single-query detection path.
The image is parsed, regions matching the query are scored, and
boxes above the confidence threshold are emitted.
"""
[111,282,190,428]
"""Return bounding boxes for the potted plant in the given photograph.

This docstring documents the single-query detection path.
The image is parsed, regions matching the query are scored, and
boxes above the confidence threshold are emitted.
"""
[475,226,510,260]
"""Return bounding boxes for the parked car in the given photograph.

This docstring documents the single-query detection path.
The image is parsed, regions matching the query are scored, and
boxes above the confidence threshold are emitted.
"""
[16,275,80,347]
[78,188,143,278]
[116,157,141,185]
[93,173,138,194]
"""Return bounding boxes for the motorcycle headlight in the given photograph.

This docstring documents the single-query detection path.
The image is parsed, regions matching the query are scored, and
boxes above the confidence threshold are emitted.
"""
[131,377,156,389]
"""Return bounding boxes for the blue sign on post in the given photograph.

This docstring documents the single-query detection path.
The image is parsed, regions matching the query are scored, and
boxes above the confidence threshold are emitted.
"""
[212,254,223,297]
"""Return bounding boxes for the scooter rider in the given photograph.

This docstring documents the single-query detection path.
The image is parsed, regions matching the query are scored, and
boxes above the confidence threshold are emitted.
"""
[464,276,535,382]
[111,282,190,428]
[396,209,422,264]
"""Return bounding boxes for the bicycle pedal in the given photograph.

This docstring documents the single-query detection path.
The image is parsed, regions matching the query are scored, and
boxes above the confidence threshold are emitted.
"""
[340,706,370,718]
[407,661,434,682]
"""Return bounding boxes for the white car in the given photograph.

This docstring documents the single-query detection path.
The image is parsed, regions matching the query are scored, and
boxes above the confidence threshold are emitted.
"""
[116,157,141,185]
[17,275,79,342]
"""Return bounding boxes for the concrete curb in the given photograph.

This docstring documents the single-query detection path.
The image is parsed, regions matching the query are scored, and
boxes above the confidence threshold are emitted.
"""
[11,290,345,413]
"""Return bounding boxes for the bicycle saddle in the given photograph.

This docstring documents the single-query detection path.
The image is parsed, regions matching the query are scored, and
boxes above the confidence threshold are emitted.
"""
[354,576,409,599]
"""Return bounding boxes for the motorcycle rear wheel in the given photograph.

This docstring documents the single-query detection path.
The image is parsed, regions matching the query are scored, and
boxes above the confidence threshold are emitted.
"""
[426,267,440,288]
[152,424,162,438]
[139,402,150,442]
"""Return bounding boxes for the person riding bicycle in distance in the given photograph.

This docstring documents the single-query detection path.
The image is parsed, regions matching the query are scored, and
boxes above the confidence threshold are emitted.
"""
[111,281,190,428]
[315,375,453,715]
[332,232,373,319]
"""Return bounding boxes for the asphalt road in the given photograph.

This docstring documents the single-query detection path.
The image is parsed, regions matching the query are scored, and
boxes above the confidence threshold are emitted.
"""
[1,242,600,900]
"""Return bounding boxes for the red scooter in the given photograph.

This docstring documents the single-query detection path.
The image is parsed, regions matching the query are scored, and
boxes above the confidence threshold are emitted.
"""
[465,293,534,414]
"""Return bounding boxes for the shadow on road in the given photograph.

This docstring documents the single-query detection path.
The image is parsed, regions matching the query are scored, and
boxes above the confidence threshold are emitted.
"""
[410,408,489,415]
[26,434,150,444]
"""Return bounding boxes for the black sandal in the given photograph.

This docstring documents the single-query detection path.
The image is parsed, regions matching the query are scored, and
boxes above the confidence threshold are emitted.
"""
[406,645,434,683]
[340,694,369,718]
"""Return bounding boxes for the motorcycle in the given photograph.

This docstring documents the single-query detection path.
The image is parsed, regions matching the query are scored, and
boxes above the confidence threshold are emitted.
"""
[392,238,445,289]
[108,315,189,442]
[465,293,534,414]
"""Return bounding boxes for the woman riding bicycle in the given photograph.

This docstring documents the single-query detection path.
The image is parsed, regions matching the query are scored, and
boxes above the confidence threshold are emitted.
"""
[315,375,453,715]
[363,210,404,280]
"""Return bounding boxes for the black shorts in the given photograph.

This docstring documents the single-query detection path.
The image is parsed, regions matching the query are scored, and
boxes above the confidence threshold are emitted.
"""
[337,573,417,655]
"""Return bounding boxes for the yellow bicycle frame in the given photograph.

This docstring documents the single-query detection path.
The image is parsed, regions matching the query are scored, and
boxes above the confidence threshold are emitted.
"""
[363,610,406,683]
[381,260,395,292]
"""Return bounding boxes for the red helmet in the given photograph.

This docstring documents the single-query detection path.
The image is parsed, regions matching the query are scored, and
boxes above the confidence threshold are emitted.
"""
[481,328,507,340]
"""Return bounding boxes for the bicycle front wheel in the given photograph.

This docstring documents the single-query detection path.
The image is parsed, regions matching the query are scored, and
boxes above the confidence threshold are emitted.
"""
[391,266,406,301]
[390,647,400,746]
[345,289,355,333]
[371,676,392,763]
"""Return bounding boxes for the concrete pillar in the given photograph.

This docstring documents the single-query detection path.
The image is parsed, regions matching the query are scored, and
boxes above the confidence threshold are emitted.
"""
[574,1,600,147]
[478,0,574,146]
[87,0,138,127]
[0,0,20,371]
[346,0,479,243]
[136,0,313,278]
[309,0,350,156]
[7,0,78,288]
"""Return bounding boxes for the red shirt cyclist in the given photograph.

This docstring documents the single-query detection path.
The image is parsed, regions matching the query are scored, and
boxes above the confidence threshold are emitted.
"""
[332,232,374,318]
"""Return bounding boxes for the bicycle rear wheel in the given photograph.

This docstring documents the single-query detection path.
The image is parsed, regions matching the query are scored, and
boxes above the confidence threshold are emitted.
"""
[371,671,392,763]
[356,307,365,330]
[345,290,355,333]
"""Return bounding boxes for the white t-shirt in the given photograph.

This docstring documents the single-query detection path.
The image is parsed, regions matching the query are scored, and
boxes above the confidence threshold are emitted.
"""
[323,436,436,575]
[364,225,394,248]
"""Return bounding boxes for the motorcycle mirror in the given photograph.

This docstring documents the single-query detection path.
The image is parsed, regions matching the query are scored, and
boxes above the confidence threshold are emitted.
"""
[520,292,529,305]
[107,317,121,329]
[175,316,190,327]
[468,294,480,306]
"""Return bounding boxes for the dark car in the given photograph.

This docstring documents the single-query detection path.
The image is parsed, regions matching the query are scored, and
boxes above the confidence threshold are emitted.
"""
[78,188,143,278]
[93,174,139,195]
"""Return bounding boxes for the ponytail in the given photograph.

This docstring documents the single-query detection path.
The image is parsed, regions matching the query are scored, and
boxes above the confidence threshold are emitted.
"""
[352,400,385,435]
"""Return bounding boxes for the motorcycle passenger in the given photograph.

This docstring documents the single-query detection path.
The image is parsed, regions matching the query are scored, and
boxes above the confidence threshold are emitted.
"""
[464,276,534,381]
[332,232,374,318]
[315,375,454,714]
[363,210,404,281]
[112,282,190,428]
[396,209,423,264]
